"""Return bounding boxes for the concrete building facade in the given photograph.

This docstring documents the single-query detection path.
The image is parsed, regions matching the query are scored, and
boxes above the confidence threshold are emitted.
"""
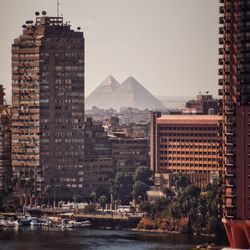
[110,133,148,173]
[184,94,220,115]
[150,114,223,189]
[218,0,250,248]
[0,85,11,194]
[83,117,113,198]
[12,13,85,205]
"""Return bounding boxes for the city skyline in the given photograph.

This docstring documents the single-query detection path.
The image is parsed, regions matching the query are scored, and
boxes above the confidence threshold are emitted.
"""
[1,0,219,103]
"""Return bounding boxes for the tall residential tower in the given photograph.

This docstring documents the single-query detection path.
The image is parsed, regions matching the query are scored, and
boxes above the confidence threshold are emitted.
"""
[12,12,85,205]
[219,0,250,248]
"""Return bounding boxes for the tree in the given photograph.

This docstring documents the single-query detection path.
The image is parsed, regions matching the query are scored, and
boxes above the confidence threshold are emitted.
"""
[83,204,95,213]
[44,185,53,206]
[98,195,108,210]
[139,201,152,214]
[197,182,223,234]
[109,172,133,205]
[132,180,149,200]
[162,187,175,202]
[95,185,109,201]
[170,185,200,232]
[154,197,169,214]
[91,191,96,205]
[174,173,191,191]
[134,166,153,186]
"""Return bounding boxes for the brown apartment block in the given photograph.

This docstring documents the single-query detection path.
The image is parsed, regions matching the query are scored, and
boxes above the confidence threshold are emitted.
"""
[83,117,113,198]
[110,133,148,173]
[0,93,11,193]
[150,114,223,189]
[219,0,250,248]
[12,13,85,205]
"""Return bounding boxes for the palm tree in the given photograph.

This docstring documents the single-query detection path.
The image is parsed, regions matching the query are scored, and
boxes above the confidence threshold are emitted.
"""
[44,185,53,206]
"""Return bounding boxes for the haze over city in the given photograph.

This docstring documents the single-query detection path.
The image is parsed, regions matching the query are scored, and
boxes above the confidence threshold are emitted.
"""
[0,0,219,103]
[3,0,250,248]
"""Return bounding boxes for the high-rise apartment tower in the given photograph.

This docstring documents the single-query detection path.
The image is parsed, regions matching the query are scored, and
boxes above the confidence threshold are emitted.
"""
[219,0,250,248]
[12,12,85,206]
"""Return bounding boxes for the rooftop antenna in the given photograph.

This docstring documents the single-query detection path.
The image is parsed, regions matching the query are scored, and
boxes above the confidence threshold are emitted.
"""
[57,0,60,17]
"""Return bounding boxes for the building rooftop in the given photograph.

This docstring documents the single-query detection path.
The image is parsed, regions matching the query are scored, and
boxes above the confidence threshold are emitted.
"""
[156,115,222,125]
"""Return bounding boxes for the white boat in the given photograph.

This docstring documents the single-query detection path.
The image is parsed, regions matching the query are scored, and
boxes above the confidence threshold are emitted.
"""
[71,220,91,228]
[30,219,41,226]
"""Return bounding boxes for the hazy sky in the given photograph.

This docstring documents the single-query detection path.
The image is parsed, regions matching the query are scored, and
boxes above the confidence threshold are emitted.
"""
[0,0,219,103]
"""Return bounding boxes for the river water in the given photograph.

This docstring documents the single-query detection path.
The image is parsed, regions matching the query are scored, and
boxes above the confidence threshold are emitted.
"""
[0,227,228,250]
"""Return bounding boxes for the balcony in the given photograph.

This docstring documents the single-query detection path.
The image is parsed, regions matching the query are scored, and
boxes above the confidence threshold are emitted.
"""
[224,89,231,95]
[224,58,230,64]
[225,141,234,146]
[225,171,235,178]
[218,58,230,65]
[225,5,232,12]
[219,6,224,14]
[225,68,231,75]
[219,37,224,45]
[218,68,224,75]
[218,58,224,65]
[236,96,241,103]
[225,184,235,188]
[225,16,231,23]
[219,27,224,34]
[225,193,236,198]
[225,109,234,115]
[225,26,231,33]
[225,149,234,156]
[219,17,224,24]
[218,89,223,96]
[218,79,223,85]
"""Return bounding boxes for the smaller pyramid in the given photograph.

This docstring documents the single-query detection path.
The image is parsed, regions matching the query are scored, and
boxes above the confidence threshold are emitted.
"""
[85,75,120,109]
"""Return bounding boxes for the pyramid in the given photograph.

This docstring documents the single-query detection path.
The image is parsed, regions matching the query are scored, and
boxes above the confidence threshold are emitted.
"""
[110,77,166,110]
[85,76,166,110]
[85,75,120,109]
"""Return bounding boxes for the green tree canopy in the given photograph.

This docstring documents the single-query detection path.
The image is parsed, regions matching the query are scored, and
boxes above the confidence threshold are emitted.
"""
[134,166,153,186]
[98,195,108,209]
[132,180,149,200]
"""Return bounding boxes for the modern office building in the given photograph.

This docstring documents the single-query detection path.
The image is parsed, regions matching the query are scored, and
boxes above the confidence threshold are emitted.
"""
[12,12,85,205]
[150,114,223,189]
[219,0,250,248]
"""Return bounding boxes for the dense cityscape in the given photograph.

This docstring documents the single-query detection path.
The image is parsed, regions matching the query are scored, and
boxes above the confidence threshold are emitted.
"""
[0,0,249,249]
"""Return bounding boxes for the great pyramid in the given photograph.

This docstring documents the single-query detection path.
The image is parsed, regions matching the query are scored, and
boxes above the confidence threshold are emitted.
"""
[85,75,120,109]
[85,75,166,110]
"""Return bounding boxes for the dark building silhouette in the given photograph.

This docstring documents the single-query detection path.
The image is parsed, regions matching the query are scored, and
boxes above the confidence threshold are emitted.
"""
[109,133,148,173]
[219,1,250,248]
[12,13,84,205]
[0,86,11,194]
[83,117,113,198]
[184,94,220,115]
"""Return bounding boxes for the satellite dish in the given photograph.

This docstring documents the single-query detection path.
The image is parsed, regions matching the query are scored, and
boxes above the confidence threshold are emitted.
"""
[35,11,40,16]
[42,11,47,15]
